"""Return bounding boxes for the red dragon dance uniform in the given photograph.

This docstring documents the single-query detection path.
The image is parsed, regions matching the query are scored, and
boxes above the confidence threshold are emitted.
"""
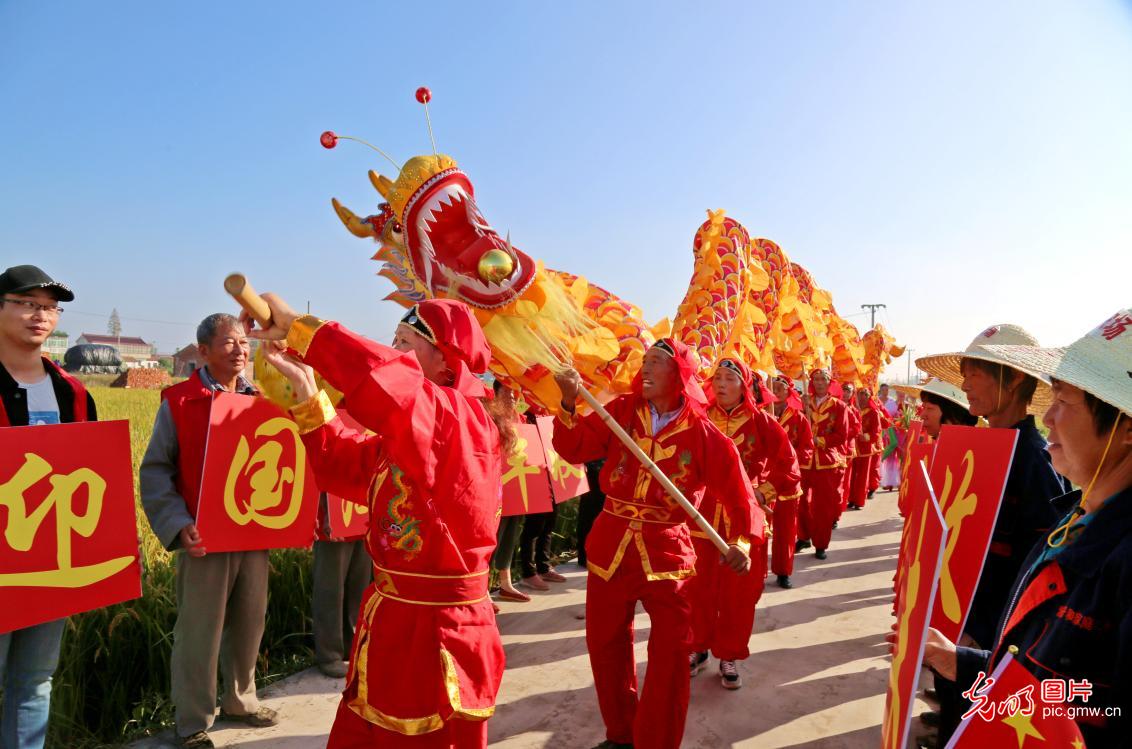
[773,390,814,577]
[849,396,883,509]
[839,400,862,516]
[799,381,851,553]
[552,339,761,749]
[286,301,503,749]
[689,359,800,662]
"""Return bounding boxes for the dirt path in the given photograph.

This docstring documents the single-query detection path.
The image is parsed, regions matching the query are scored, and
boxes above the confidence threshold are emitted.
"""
[132,490,916,748]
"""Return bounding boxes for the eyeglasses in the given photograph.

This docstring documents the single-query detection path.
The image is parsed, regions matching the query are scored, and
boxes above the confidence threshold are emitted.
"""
[1,298,64,316]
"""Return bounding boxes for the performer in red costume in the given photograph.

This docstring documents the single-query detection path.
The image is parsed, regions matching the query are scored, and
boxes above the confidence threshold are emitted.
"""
[770,376,813,588]
[797,369,850,560]
[838,383,862,518]
[847,386,883,510]
[687,358,800,689]
[247,295,507,749]
[553,339,758,749]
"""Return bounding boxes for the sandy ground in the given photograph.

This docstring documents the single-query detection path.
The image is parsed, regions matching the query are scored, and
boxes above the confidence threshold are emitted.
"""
[132,489,926,749]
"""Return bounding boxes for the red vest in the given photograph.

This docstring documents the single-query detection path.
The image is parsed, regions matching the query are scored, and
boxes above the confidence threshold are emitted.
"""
[0,357,89,427]
[161,370,215,517]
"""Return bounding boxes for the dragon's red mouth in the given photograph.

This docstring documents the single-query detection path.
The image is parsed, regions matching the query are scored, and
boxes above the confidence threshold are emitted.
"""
[403,169,536,309]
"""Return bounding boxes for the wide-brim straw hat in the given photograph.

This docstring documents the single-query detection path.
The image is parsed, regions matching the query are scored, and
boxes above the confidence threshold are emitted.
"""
[915,324,1052,415]
[892,378,970,410]
[980,309,1132,418]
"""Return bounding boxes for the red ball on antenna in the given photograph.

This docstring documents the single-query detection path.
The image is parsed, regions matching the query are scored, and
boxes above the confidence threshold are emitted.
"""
[415,87,432,104]
[320,130,338,149]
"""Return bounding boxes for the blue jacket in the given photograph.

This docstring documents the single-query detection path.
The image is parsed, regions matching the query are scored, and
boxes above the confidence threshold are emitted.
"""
[963,415,1066,648]
[958,487,1132,748]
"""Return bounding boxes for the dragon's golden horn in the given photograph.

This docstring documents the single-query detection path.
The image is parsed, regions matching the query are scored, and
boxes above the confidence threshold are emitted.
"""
[369,170,394,199]
[331,198,377,239]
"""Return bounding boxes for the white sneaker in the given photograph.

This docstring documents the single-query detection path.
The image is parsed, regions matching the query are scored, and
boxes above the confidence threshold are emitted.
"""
[689,651,709,677]
[720,659,742,689]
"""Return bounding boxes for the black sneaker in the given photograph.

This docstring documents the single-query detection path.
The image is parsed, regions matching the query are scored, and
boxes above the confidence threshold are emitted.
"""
[815,548,827,560]
[689,650,709,677]
[592,742,633,749]
[178,732,214,749]
[776,574,793,589]
[795,539,812,552]
[919,710,941,728]
[832,521,839,529]
[848,504,862,511]
[719,659,742,689]
[867,490,876,499]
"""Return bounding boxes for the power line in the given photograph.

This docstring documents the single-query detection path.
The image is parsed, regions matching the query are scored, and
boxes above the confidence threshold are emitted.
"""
[65,310,195,328]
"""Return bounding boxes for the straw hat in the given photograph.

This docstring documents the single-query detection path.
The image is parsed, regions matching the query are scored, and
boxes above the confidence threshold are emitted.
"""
[915,324,1052,415]
[980,309,1132,418]
[892,378,970,410]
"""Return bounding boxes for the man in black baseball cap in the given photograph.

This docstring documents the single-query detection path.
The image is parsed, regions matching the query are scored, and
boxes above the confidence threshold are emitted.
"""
[0,263,96,749]
[0,264,75,302]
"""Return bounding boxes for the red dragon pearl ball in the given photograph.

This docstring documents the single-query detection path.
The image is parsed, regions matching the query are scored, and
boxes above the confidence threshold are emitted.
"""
[320,131,338,149]
[415,87,432,104]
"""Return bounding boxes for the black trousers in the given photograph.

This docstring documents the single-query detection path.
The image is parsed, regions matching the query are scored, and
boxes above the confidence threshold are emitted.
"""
[519,504,559,578]
[575,460,607,565]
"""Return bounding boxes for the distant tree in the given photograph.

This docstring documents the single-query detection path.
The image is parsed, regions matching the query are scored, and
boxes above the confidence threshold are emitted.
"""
[108,309,122,337]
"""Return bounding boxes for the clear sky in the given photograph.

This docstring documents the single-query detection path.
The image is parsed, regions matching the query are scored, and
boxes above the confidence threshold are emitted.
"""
[3,1,1130,381]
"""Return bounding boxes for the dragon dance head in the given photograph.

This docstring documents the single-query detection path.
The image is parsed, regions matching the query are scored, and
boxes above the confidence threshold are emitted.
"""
[337,155,538,310]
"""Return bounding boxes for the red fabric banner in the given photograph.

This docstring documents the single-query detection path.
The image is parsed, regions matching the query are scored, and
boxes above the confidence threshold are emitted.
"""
[927,425,1019,642]
[501,422,552,516]
[196,393,319,552]
[535,416,590,503]
[946,654,1086,748]
[0,421,141,633]
[883,460,948,749]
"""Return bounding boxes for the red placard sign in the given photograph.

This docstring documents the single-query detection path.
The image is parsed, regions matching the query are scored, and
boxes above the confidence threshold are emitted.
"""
[882,461,947,749]
[325,410,371,539]
[0,421,141,633]
[501,423,552,516]
[196,393,319,552]
[928,425,1019,643]
[535,416,590,503]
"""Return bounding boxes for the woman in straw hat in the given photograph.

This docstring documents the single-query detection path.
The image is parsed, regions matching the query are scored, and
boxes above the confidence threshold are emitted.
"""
[893,379,977,440]
[913,309,1132,747]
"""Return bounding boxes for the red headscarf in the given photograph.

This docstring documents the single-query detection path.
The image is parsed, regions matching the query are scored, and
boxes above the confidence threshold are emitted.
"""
[630,338,707,410]
[399,299,491,399]
[707,358,776,414]
[773,375,805,412]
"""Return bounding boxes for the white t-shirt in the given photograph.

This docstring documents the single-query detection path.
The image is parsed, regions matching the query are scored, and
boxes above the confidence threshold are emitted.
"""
[18,376,60,426]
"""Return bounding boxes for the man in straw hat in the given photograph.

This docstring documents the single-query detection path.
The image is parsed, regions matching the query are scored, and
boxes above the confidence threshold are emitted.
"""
[911,309,1132,747]
[771,375,814,588]
[797,368,851,560]
[554,340,757,749]
[915,324,1067,741]
[687,357,800,689]
[246,295,508,749]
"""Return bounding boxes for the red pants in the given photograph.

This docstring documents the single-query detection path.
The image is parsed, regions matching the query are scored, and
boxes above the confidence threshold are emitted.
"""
[770,498,799,576]
[849,455,874,507]
[327,700,488,748]
[687,536,766,660]
[869,451,882,493]
[797,483,812,543]
[839,460,853,516]
[803,467,844,551]
[586,549,691,749]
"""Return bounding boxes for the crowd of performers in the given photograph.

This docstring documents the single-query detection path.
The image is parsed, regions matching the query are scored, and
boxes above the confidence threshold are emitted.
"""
[2,262,1130,749]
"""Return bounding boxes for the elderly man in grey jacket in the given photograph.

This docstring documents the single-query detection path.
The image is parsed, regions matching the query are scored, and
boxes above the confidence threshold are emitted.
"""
[140,313,278,749]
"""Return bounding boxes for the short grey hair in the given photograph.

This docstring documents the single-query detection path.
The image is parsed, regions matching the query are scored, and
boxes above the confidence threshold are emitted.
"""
[196,313,241,346]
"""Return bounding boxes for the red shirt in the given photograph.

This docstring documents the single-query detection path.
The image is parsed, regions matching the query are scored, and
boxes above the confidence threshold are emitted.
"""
[553,395,760,581]
[803,396,850,470]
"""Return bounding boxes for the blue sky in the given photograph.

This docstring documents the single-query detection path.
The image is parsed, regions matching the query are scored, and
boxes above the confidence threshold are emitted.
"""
[2,1,1130,380]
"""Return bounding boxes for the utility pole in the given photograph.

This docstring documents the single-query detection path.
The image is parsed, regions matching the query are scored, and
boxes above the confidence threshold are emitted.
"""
[906,348,915,384]
[861,303,886,328]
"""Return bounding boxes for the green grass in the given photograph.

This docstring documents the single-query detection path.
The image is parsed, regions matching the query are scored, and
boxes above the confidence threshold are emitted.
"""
[39,383,583,747]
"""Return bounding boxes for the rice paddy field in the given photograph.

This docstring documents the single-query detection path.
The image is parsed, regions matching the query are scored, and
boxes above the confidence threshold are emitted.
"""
[42,384,580,748]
